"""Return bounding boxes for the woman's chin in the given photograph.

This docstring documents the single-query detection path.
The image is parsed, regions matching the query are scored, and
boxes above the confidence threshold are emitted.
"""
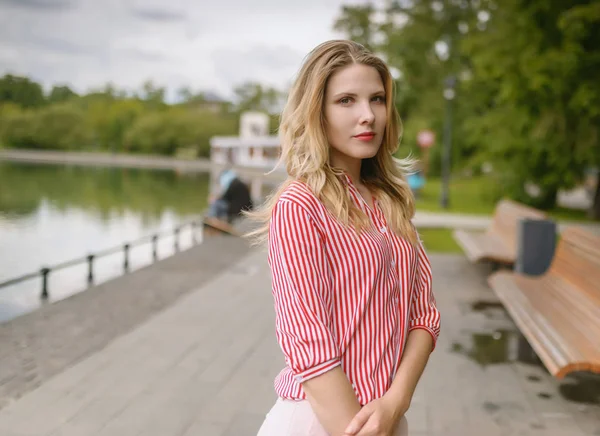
[331,144,381,162]
[354,147,380,160]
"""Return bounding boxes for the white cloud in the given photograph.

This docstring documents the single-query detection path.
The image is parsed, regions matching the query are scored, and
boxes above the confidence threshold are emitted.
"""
[0,0,383,100]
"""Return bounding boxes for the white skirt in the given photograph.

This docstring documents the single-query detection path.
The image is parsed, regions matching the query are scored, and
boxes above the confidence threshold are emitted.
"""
[256,397,409,436]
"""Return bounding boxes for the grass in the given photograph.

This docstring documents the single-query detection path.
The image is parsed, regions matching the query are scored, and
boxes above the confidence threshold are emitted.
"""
[417,228,462,254]
[411,175,597,253]
[415,175,595,223]
[416,176,498,215]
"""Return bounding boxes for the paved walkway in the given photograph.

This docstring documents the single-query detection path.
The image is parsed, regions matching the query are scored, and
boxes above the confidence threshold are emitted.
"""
[0,246,598,436]
[0,236,252,411]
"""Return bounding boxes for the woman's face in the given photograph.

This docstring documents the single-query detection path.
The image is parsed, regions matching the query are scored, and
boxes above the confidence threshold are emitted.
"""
[324,63,387,169]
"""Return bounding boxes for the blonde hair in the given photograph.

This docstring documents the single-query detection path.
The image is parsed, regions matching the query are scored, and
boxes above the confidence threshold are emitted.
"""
[244,39,418,246]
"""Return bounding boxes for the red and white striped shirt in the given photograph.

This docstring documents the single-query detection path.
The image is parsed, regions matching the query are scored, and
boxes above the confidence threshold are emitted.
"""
[267,175,441,406]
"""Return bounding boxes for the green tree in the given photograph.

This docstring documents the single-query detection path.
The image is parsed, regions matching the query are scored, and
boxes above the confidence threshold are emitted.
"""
[333,3,378,51]
[123,108,237,157]
[139,80,166,109]
[0,74,45,108]
[48,85,78,103]
[0,105,37,148]
[334,1,600,218]
[82,98,145,151]
[463,0,600,214]
[232,82,285,115]
[333,1,481,172]
[32,103,92,150]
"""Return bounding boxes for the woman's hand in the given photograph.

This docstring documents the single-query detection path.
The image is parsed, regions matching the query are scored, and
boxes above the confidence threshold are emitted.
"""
[343,395,408,436]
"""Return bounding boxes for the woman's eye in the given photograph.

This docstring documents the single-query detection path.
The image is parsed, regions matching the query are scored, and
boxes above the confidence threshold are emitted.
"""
[373,95,385,103]
[339,97,352,104]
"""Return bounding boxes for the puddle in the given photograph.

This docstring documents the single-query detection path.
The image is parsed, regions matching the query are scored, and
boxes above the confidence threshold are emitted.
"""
[466,300,510,320]
[471,300,505,312]
[452,331,600,406]
[454,300,600,407]
[450,329,539,366]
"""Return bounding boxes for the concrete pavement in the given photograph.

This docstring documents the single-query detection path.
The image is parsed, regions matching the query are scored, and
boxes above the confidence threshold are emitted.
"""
[0,246,598,436]
[0,236,252,412]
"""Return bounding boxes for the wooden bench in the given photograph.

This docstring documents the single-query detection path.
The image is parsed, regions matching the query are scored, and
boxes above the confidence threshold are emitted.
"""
[453,199,546,265]
[488,227,600,378]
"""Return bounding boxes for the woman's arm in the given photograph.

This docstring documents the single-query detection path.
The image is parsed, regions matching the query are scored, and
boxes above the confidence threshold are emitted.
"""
[386,239,441,413]
[383,329,433,416]
[303,367,362,435]
[269,199,361,434]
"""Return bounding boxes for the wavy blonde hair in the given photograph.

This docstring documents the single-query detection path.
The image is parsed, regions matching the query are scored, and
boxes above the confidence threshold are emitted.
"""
[244,39,418,246]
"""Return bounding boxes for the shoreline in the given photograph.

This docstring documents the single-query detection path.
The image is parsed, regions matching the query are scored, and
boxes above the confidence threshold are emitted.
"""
[0,148,286,180]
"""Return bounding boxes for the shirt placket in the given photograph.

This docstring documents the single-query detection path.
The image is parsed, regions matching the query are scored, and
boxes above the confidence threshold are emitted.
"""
[344,177,397,269]
[372,201,397,269]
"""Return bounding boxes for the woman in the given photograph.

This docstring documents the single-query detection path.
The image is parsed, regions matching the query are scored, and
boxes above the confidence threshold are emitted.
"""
[246,40,441,436]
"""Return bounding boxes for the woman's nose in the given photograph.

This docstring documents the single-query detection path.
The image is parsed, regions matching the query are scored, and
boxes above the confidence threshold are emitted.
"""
[359,103,375,124]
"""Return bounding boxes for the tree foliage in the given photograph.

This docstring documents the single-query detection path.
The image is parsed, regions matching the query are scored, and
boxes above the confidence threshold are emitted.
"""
[334,0,600,217]
[0,75,284,158]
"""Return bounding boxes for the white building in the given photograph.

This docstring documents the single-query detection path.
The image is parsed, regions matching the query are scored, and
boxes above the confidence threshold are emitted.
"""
[209,135,281,169]
[209,111,282,170]
[209,112,284,201]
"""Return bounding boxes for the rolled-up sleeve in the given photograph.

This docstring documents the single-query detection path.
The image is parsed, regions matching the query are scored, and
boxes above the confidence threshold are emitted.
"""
[408,240,441,351]
[268,199,341,383]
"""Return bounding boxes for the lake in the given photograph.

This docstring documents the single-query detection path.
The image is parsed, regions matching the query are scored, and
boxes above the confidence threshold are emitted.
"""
[0,161,217,323]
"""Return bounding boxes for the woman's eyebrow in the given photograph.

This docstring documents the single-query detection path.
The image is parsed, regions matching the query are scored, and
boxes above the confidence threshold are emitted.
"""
[331,91,386,98]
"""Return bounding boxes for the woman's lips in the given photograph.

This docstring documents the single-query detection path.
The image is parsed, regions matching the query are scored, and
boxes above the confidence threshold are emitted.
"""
[354,133,375,141]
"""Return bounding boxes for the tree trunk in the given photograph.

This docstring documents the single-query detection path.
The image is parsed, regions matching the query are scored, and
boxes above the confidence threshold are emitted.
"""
[535,186,558,210]
[588,178,600,220]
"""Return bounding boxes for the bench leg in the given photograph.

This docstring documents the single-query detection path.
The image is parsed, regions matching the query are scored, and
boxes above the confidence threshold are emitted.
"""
[516,335,539,364]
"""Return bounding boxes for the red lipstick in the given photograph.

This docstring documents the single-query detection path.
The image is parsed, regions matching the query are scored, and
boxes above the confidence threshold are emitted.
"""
[354,132,375,141]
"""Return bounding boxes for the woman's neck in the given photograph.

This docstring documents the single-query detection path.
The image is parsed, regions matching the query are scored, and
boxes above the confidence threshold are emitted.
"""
[330,153,362,185]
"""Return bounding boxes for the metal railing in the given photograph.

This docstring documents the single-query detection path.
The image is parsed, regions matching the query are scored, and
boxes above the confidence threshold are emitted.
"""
[0,219,204,300]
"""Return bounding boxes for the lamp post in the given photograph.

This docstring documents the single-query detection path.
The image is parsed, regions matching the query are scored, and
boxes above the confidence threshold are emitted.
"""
[440,75,456,209]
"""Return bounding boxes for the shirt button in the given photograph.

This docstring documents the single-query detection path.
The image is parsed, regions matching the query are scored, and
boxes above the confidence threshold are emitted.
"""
[380,227,387,233]
[391,259,396,267]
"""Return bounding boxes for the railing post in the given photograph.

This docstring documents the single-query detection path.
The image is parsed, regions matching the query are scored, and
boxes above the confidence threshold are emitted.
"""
[152,235,158,262]
[174,227,180,252]
[87,254,95,286]
[123,243,130,272]
[40,267,50,300]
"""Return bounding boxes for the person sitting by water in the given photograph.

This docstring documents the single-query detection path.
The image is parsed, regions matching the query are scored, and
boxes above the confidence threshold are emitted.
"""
[207,169,253,223]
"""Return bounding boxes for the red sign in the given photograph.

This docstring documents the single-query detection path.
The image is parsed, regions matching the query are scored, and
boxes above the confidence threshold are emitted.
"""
[417,130,435,148]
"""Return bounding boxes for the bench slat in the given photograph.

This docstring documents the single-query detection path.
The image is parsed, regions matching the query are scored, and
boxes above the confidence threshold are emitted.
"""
[453,199,546,265]
[489,272,596,378]
[514,275,600,362]
[453,229,513,264]
[488,227,600,378]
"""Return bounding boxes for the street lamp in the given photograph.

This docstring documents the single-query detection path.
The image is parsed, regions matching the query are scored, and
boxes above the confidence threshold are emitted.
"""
[440,75,456,209]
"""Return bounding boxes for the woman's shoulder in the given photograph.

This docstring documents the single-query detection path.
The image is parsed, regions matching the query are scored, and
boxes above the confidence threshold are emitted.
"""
[276,180,324,218]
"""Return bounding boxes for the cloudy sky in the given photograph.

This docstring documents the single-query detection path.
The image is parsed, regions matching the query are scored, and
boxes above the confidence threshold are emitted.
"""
[0,0,382,101]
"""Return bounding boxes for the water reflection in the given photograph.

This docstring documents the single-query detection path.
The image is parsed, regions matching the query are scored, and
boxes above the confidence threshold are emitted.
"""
[0,161,211,221]
[0,161,282,323]
[450,329,526,366]
[0,162,212,322]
